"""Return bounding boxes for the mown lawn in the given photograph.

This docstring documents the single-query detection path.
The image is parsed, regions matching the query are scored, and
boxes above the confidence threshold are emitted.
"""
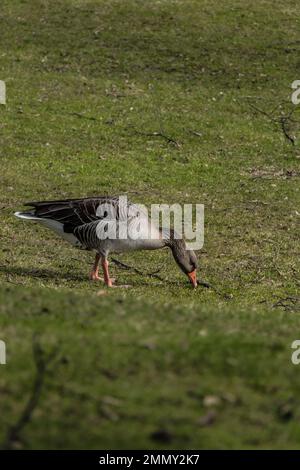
[0,0,300,449]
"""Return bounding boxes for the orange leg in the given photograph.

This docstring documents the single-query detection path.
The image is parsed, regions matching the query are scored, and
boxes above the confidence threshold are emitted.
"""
[101,257,113,287]
[89,253,103,281]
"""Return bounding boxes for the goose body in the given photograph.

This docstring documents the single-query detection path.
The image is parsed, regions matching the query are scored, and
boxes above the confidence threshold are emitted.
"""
[15,196,198,287]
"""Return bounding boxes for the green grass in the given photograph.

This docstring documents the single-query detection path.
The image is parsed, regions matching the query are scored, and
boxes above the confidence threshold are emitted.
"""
[0,0,300,449]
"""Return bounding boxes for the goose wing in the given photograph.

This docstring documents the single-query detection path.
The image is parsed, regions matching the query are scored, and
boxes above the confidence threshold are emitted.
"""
[20,196,158,252]
[25,196,121,231]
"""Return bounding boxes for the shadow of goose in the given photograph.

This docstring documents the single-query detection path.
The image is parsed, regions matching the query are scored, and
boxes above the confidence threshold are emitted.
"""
[0,265,85,282]
[0,265,206,289]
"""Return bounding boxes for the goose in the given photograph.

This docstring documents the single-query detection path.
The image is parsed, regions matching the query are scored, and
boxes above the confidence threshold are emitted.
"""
[15,196,198,288]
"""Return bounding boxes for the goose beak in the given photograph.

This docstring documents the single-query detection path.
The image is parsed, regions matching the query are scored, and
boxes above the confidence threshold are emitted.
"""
[188,270,197,288]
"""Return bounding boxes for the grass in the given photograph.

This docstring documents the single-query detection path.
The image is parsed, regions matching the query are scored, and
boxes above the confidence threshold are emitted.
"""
[0,0,300,449]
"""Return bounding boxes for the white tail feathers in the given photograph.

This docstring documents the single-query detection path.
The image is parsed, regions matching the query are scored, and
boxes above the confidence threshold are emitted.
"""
[14,211,80,247]
[14,211,40,220]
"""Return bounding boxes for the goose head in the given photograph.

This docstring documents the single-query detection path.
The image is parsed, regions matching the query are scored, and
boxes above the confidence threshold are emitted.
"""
[167,238,198,288]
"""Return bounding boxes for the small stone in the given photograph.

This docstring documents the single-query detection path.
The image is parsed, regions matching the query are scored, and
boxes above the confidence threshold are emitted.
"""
[203,395,221,407]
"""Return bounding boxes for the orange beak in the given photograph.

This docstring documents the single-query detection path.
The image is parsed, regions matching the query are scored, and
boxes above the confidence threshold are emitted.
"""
[188,270,197,288]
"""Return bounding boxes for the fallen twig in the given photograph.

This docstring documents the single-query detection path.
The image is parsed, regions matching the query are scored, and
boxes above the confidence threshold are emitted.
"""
[111,257,164,281]
[272,296,300,311]
[247,101,297,145]
[111,257,229,296]
[132,128,181,148]
[279,116,295,145]
[70,112,98,121]
[188,129,203,137]
[248,102,277,123]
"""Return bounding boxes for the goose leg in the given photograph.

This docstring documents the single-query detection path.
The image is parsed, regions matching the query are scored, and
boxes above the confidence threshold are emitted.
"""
[101,258,127,288]
[89,253,103,281]
[101,257,113,287]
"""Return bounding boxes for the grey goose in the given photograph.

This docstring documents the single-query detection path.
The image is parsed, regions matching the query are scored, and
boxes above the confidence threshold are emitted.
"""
[15,196,198,288]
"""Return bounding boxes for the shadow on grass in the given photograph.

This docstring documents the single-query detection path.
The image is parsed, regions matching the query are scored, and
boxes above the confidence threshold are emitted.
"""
[0,265,85,282]
[0,264,194,289]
